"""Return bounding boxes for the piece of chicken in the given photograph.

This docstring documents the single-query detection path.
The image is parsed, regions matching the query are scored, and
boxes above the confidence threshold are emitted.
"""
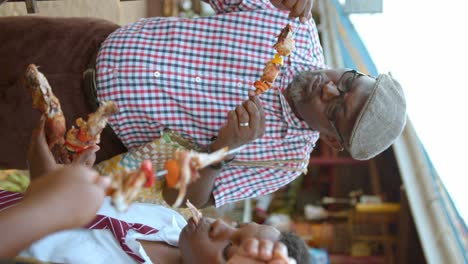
[254,59,282,95]
[107,160,155,212]
[23,64,66,148]
[273,24,296,56]
[65,101,118,154]
[164,147,229,207]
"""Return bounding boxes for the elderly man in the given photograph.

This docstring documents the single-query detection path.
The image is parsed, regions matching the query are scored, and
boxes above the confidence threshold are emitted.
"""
[0,0,406,208]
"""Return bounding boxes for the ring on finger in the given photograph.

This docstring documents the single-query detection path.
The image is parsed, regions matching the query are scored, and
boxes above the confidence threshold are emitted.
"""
[239,122,249,127]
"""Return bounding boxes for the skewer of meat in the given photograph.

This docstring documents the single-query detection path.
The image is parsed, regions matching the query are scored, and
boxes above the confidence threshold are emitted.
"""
[161,146,245,207]
[23,64,119,162]
[65,101,118,155]
[164,147,229,207]
[23,64,66,148]
[107,160,155,212]
[273,24,296,57]
[253,24,296,95]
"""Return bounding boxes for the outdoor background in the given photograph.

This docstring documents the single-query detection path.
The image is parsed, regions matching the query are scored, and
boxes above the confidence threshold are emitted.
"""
[348,0,468,222]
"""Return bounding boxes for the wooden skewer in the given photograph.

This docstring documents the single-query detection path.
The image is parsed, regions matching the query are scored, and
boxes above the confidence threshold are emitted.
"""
[292,22,302,36]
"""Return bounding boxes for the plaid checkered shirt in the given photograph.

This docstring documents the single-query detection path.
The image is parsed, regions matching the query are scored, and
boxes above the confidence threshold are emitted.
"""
[96,0,326,207]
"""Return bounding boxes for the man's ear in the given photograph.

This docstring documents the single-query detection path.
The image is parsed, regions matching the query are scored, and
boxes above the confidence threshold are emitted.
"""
[321,134,344,151]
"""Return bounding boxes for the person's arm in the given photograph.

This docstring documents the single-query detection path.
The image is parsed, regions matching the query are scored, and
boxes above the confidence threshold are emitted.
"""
[27,116,99,180]
[205,0,313,23]
[162,162,220,208]
[203,0,279,16]
[163,92,265,208]
[0,166,110,258]
[269,0,314,23]
[0,119,108,258]
[0,198,58,258]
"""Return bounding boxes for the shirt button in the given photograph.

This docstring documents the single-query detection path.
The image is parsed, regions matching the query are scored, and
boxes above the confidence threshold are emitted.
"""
[195,76,201,82]
[237,82,243,87]
[154,71,160,78]
[113,70,119,77]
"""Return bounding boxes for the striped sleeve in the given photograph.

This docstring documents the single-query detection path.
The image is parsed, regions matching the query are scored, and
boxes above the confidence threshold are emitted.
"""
[0,190,23,212]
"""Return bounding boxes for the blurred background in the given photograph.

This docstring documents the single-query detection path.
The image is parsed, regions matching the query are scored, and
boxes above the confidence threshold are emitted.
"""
[1,0,466,263]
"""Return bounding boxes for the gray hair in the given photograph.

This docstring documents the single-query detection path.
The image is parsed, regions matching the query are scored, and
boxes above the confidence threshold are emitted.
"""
[285,71,314,106]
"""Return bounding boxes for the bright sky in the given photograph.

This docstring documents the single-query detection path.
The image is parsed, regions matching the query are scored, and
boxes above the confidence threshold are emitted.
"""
[348,0,468,222]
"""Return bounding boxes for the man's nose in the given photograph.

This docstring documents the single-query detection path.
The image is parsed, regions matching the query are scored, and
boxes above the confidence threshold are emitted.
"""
[321,81,340,101]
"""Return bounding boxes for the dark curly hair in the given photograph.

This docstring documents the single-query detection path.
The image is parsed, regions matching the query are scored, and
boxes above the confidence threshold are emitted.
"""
[279,231,311,264]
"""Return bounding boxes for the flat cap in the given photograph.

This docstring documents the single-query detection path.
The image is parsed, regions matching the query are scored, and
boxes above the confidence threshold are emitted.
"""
[349,74,407,160]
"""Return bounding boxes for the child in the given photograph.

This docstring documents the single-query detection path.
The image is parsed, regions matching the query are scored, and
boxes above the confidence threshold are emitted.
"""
[0,118,307,263]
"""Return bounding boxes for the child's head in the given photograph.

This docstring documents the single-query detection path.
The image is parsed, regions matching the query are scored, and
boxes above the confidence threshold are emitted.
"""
[178,217,310,263]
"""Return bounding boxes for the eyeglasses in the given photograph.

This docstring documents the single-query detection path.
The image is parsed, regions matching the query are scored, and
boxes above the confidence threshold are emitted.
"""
[326,70,366,148]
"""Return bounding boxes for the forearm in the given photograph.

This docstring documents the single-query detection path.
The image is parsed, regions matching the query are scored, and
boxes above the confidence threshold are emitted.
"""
[163,166,219,208]
[0,202,60,258]
[28,157,58,181]
[162,140,233,208]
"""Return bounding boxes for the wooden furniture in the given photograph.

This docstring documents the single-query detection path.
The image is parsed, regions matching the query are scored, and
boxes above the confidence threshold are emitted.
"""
[348,203,400,264]
[310,140,404,263]
[5,0,145,14]
[148,0,203,17]
[6,0,40,13]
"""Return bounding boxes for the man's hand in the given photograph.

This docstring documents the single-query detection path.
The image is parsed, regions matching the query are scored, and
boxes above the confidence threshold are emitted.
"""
[228,238,297,264]
[213,91,265,152]
[270,0,314,23]
[23,165,110,230]
[163,93,265,208]
[28,116,99,179]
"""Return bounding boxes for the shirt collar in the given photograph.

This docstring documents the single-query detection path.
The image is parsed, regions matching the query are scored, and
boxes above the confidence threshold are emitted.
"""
[278,89,313,131]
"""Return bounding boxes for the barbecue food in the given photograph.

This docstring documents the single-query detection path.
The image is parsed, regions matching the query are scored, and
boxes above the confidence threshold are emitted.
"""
[23,64,66,148]
[273,24,296,56]
[107,160,155,212]
[253,24,296,95]
[23,64,119,162]
[65,101,118,154]
[165,147,229,207]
